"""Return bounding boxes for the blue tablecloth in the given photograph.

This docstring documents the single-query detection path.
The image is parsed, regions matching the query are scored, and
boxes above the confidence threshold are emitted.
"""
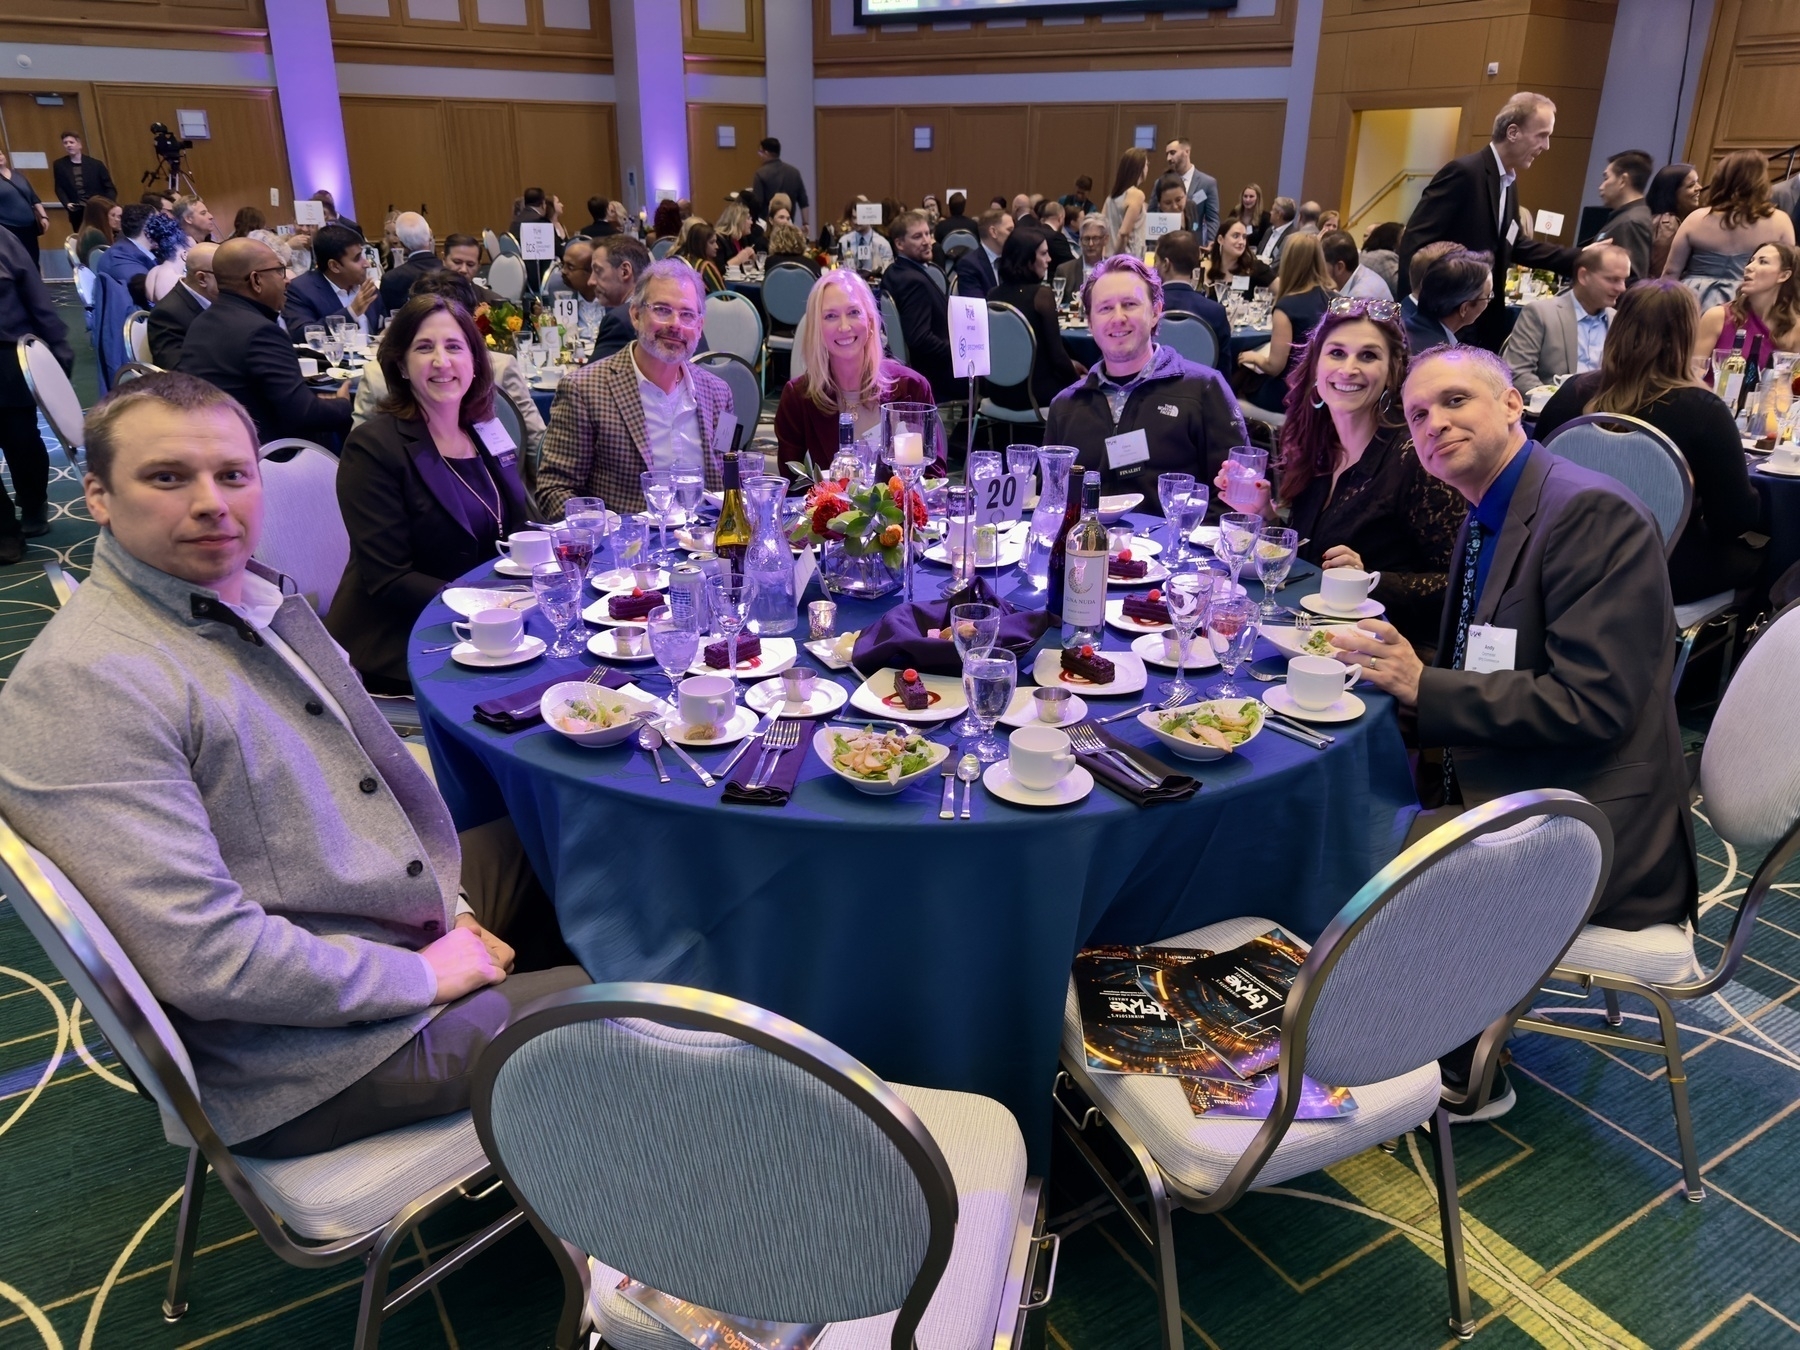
[408,516,1419,1166]
[1753,462,1800,590]
[530,385,555,422]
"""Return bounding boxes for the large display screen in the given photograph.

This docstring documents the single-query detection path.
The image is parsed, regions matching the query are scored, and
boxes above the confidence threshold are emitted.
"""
[855,0,1234,24]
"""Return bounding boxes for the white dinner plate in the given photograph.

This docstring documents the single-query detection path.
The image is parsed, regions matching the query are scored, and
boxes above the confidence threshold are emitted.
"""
[450,635,546,668]
[583,592,667,628]
[443,586,537,618]
[924,526,1027,569]
[662,705,760,748]
[586,628,657,662]
[1106,597,1172,634]
[745,679,848,718]
[1263,625,1350,659]
[1121,534,1162,558]
[1262,685,1367,724]
[1189,524,1221,551]
[997,687,1088,729]
[1109,559,1170,588]
[982,760,1094,807]
[1030,647,1148,697]
[1757,459,1800,477]
[688,636,797,680]
[591,566,670,592]
[849,668,968,722]
[1131,632,1220,670]
[805,633,862,670]
[1300,593,1385,620]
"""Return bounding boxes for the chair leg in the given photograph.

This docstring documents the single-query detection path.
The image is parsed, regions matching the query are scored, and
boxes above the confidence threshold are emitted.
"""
[1426,1110,1476,1340]
[1647,988,1706,1201]
[352,1221,418,1350]
[1602,988,1623,1027]
[1714,618,1739,706]
[1148,1186,1184,1350]
[161,1147,207,1322]
[1671,628,1696,693]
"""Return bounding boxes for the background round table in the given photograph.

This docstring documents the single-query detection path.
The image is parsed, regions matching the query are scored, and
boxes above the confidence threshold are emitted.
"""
[409,516,1419,1165]
[1753,460,1800,590]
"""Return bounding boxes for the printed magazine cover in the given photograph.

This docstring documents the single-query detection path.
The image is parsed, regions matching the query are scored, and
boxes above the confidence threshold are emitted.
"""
[618,1279,825,1350]
[1159,929,1311,1080]
[1074,945,1237,1080]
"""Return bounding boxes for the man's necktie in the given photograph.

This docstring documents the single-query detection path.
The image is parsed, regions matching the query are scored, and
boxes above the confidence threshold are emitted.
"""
[1442,521,1485,803]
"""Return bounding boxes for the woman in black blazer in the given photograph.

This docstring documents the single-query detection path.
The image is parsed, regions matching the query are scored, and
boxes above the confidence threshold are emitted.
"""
[326,295,530,694]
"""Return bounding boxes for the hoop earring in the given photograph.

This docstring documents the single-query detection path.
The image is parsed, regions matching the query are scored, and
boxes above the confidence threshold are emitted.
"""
[1378,388,1392,411]
[1310,393,1326,409]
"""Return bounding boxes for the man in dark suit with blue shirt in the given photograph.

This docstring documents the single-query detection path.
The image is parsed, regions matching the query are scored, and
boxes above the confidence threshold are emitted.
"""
[950,207,1011,301]
[282,224,386,337]
[1152,231,1230,368]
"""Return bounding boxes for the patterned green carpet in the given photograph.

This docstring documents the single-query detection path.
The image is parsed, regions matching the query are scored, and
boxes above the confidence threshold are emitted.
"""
[3,306,1799,1347]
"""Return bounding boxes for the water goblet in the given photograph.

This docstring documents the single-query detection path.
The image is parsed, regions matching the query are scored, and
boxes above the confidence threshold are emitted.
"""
[1157,472,1194,552]
[1171,488,1209,564]
[705,573,757,685]
[1217,511,1262,589]
[672,468,705,526]
[303,324,327,356]
[563,494,606,572]
[1207,596,1259,698]
[962,648,1017,764]
[641,470,677,563]
[1163,570,1208,703]
[949,602,1002,736]
[646,605,700,696]
[530,561,585,658]
[1253,526,1298,617]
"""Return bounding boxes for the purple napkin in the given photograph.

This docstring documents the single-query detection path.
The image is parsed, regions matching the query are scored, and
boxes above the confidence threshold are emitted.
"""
[1074,720,1200,806]
[473,667,632,733]
[721,728,807,806]
[852,578,1052,677]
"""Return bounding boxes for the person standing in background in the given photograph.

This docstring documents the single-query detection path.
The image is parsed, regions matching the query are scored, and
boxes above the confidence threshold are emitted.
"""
[52,131,115,234]
[0,227,70,561]
[0,151,48,271]
[1647,164,1701,281]
[751,138,810,235]
[1164,139,1221,245]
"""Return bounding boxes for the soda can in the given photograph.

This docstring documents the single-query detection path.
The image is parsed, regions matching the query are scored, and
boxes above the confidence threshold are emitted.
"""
[669,562,706,630]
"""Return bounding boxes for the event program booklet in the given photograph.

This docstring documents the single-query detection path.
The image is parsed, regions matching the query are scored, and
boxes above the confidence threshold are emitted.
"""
[1159,929,1311,1081]
[1182,1074,1359,1120]
[619,1279,825,1350]
[1075,945,1237,1080]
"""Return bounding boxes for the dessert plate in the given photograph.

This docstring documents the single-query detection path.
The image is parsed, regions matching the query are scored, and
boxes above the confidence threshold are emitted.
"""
[745,679,848,717]
[1131,632,1219,669]
[848,668,967,722]
[997,688,1088,728]
[1030,648,1147,697]
[685,636,797,679]
[1106,597,1172,634]
[586,628,657,662]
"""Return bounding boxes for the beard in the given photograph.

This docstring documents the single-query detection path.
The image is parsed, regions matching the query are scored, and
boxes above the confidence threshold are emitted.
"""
[638,325,697,364]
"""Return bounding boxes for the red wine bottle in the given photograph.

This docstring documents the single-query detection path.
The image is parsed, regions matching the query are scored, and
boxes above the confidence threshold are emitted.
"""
[1043,463,1087,624]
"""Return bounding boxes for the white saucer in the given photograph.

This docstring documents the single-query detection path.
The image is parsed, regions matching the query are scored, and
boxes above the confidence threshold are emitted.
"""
[1106,597,1172,634]
[997,687,1088,728]
[688,636,797,680]
[1121,534,1162,558]
[745,679,848,717]
[444,586,537,618]
[493,557,540,578]
[1301,593,1385,620]
[1131,632,1220,670]
[586,628,657,661]
[982,760,1094,807]
[1757,459,1800,477]
[592,566,670,592]
[663,704,759,748]
[1262,684,1366,723]
[450,635,547,668]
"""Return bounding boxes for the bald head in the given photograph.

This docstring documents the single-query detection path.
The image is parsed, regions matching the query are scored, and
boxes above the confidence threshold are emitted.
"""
[184,241,219,302]
[559,238,599,301]
[214,238,287,312]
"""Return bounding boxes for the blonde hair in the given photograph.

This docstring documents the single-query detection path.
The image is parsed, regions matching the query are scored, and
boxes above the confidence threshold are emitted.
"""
[715,201,750,239]
[1272,233,1330,300]
[798,269,899,414]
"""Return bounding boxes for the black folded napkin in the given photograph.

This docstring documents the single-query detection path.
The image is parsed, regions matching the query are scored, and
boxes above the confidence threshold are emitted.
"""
[721,728,807,806]
[852,577,1053,677]
[1074,719,1200,806]
[473,667,632,733]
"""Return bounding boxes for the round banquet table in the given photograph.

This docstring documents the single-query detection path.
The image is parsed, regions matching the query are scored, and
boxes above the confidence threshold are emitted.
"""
[1753,459,1800,590]
[409,514,1420,1167]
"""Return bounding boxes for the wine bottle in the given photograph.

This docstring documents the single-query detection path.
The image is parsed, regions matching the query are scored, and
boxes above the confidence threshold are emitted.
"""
[1043,463,1088,626]
[1061,472,1108,648]
[714,448,752,578]
[1721,332,1748,413]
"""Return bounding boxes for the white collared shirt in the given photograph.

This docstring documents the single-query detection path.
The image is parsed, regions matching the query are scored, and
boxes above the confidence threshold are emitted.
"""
[329,277,370,334]
[632,348,703,475]
[179,281,211,310]
[1568,290,1612,373]
[1490,143,1517,234]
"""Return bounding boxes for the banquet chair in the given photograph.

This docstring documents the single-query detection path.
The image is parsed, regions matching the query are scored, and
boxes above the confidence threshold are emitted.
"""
[43,560,80,607]
[761,260,816,364]
[941,230,979,259]
[481,228,501,262]
[1515,600,1800,1203]
[789,313,813,379]
[491,393,528,479]
[1156,312,1217,368]
[471,982,1050,1350]
[1543,412,1738,697]
[702,289,764,380]
[253,440,350,615]
[1054,790,1612,1349]
[695,351,762,447]
[650,237,676,261]
[0,818,526,1350]
[18,335,85,472]
[112,361,163,386]
[496,232,522,258]
[125,310,153,365]
[488,255,527,303]
[973,302,1044,446]
[880,291,908,364]
[926,262,948,294]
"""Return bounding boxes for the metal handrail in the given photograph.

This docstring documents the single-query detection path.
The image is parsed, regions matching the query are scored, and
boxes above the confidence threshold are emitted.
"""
[1347,169,1436,230]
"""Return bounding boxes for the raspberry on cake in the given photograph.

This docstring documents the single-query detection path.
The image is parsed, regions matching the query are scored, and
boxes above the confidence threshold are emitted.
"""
[704,634,762,668]
[1120,592,1171,625]
[1060,644,1115,684]
[608,588,665,621]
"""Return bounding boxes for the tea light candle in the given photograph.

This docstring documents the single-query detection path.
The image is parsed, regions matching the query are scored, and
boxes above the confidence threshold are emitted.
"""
[891,431,925,466]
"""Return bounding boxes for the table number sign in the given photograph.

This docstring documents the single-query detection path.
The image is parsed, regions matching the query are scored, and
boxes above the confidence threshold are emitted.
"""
[855,202,884,226]
[974,467,1032,527]
[1533,209,1565,237]
[1144,212,1182,242]
[949,297,990,379]
[520,222,555,260]
[553,294,579,327]
[293,198,327,227]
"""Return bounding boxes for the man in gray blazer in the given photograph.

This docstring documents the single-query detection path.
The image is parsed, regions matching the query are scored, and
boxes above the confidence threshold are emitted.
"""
[0,373,584,1157]
[1499,242,1629,392]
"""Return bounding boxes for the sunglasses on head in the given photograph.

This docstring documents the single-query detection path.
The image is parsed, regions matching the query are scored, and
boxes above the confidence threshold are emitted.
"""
[1326,295,1402,321]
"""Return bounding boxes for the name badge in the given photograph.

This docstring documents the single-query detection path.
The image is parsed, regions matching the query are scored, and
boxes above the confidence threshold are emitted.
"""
[472,418,515,456]
[1463,624,1517,674]
[1505,220,1519,245]
[1231,274,1251,291]
[1105,428,1150,471]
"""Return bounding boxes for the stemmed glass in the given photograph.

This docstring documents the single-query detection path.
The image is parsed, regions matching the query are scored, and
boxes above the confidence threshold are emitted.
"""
[646,605,700,697]
[552,526,596,642]
[1163,570,1208,704]
[563,495,607,578]
[1207,596,1259,698]
[530,561,585,658]
[672,468,705,527]
[641,470,677,564]
[949,602,1002,737]
[1254,526,1298,618]
[962,648,1016,764]
[1157,472,1194,554]
[1217,512,1262,591]
[1171,487,1209,565]
[705,573,756,685]
[303,324,328,357]
[612,515,648,584]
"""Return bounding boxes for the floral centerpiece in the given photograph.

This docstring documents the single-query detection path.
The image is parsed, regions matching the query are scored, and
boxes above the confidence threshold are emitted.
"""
[474,300,526,354]
[786,463,928,598]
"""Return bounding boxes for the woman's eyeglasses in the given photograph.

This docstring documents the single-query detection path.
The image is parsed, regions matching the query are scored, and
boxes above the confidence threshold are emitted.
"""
[1326,295,1402,322]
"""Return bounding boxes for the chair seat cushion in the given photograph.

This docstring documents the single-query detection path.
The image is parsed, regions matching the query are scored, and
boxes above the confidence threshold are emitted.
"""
[588,1084,1028,1350]
[976,399,1045,424]
[1061,915,1442,1196]
[1559,922,1699,985]
[233,1109,488,1241]
[1674,592,1734,631]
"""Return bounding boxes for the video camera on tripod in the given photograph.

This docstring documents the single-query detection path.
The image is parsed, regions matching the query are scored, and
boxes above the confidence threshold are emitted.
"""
[143,121,199,195]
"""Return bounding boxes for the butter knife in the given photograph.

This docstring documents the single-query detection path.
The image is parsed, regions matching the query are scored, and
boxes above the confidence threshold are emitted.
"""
[718,707,778,779]
[939,755,958,818]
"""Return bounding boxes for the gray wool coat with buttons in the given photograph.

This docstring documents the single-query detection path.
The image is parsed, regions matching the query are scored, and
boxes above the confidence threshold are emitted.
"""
[0,530,458,1144]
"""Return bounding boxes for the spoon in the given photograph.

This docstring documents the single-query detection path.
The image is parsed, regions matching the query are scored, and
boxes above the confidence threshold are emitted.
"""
[637,720,671,783]
[957,753,980,819]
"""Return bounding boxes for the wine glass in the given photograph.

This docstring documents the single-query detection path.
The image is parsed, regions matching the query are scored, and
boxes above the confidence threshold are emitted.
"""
[612,515,648,586]
[641,470,677,564]
[1170,487,1209,565]
[949,602,1002,736]
[563,495,607,576]
[705,573,756,686]
[1052,276,1067,310]
[962,649,1016,764]
[1222,447,1267,514]
[1253,526,1298,618]
[646,605,700,696]
[531,561,585,658]
[303,324,327,356]
[1157,472,1194,553]
[1163,570,1207,704]
[672,468,705,526]
[1217,511,1262,589]
[1207,596,1259,698]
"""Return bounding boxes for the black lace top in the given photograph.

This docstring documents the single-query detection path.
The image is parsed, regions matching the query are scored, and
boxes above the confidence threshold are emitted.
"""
[1284,422,1467,647]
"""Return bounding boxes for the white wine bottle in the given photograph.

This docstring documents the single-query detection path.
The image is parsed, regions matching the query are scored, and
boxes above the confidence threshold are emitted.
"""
[1061,471,1108,649]
[714,448,752,578]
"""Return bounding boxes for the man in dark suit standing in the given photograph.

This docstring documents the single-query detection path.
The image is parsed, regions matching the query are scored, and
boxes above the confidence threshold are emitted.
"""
[951,207,1012,301]
[883,211,954,398]
[52,132,115,233]
[379,212,441,313]
[147,240,217,369]
[179,238,353,446]
[751,137,810,234]
[282,224,386,337]
[1399,92,1570,351]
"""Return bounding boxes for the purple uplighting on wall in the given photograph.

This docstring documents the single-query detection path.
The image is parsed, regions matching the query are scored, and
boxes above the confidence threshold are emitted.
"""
[266,0,356,224]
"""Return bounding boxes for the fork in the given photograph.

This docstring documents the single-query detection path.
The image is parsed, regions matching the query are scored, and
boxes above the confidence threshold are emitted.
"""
[1068,723,1162,790]
[750,721,801,790]
[1095,689,1188,724]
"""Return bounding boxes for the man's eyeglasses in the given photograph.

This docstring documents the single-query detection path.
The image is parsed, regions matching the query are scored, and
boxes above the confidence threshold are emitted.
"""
[244,265,286,283]
[1326,295,1402,322]
[642,302,702,327]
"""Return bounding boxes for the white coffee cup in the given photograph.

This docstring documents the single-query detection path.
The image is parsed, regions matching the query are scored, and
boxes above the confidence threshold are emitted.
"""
[497,529,554,569]
[1287,654,1361,710]
[297,357,319,377]
[780,667,816,702]
[453,607,524,656]
[678,674,736,730]
[1009,724,1076,790]
[1770,443,1800,471]
[1319,567,1382,613]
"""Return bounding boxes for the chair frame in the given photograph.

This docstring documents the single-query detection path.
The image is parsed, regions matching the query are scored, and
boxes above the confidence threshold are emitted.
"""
[695,350,763,447]
[471,981,1048,1350]
[880,290,908,365]
[702,288,766,387]
[942,230,979,260]
[972,301,1043,448]
[256,436,336,462]
[0,821,539,1350]
[488,254,528,303]
[1052,791,1611,1348]
[761,260,817,355]
[112,360,164,385]
[1155,312,1217,368]
[124,309,153,365]
[17,336,85,472]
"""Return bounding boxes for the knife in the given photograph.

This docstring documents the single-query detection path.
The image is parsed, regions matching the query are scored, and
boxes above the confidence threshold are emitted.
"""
[1267,709,1335,744]
[1263,718,1328,749]
[718,707,778,779]
[657,724,718,786]
[939,755,958,818]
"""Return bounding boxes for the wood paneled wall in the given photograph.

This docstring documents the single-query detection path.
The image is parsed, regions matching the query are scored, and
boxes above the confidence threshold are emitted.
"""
[329,0,611,72]
[1685,0,1800,181]
[815,102,1286,230]
[1306,0,1616,233]
[687,104,766,219]
[684,0,764,75]
[341,96,617,241]
[0,0,268,51]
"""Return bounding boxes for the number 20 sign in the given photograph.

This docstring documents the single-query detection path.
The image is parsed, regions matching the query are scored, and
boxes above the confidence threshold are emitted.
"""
[974,468,1031,527]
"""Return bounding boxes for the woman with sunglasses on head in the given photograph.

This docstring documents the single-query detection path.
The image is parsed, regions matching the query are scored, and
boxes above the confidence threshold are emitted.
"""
[1217,297,1464,647]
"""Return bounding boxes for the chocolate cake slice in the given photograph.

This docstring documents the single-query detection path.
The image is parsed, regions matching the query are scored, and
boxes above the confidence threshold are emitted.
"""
[893,667,930,710]
[704,634,762,668]
[1120,593,1170,625]
[608,589,665,621]
[1060,645,1116,684]
[1109,556,1149,579]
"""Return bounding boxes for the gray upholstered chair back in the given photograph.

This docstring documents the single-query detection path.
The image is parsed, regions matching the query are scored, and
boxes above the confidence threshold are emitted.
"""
[983,302,1036,391]
[702,289,764,366]
[762,262,816,327]
[473,983,957,1333]
[0,819,203,1147]
[695,351,761,439]
[941,230,978,257]
[1542,412,1691,557]
[650,236,676,261]
[880,291,907,363]
[253,443,351,615]
[1295,791,1610,1087]
[496,231,522,258]
[925,262,948,294]
[19,337,85,468]
[1156,312,1217,367]
[488,254,527,302]
[1701,601,1800,851]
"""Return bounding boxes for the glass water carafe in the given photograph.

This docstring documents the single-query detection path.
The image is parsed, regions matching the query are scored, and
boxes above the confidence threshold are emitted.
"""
[743,477,798,635]
[1020,445,1079,591]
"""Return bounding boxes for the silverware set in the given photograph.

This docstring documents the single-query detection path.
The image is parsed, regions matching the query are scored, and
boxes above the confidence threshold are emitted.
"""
[1261,710,1333,750]
[937,750,981,819]
[1067,723,1162,789]
[746,721,801,790]
[1095,690,1189,724]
